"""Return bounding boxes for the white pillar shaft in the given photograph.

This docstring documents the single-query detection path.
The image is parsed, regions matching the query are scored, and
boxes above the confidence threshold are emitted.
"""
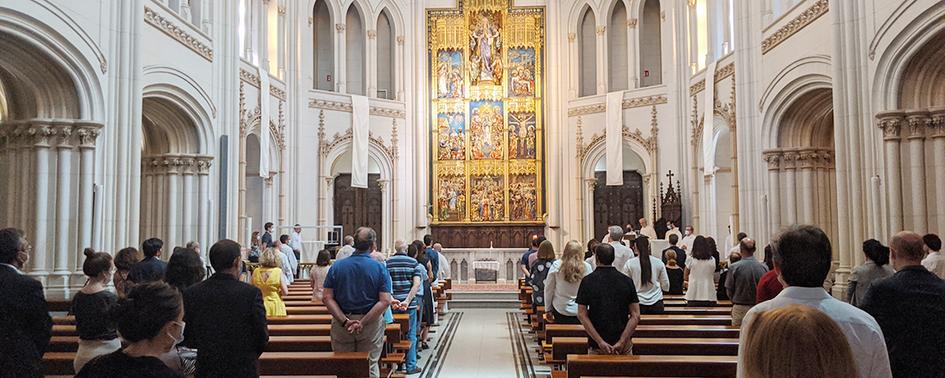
[933,136,945,232]
[198,172,210,260]
[595,28,607,94]
[183,173,195,243]
[768,169,780,233]
[784,168,797,224]
[77,146,95,270]
[908,136,927,232]
[884,139,903,233]
[33,145,51,273]
[19,145,30,230]
[55,146,73,275]
[799,167,815,224]
[336,26,347,93]
[167,173,180,249]
[142,171,153,240]
[155,173,166,242]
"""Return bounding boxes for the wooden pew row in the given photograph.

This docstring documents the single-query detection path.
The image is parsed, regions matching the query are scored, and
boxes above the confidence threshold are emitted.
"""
[544,324,739,343]
[565,354,737,378]
[548,336,739,364]
[42,351,376,377]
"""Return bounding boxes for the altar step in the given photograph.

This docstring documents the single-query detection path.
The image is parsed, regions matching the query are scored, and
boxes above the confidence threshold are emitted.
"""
[448,291,521,309]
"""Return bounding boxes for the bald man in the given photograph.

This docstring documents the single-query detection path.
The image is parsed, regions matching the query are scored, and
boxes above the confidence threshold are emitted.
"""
[862,231,945,378]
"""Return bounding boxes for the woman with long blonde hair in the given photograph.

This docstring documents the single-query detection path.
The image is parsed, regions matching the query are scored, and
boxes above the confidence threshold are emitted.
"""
[543,240,593,324]
[251,248,289,316]
[741,304,857,378]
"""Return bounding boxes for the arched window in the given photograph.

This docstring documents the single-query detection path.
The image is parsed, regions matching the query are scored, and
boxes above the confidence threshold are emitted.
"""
[608,1,629,91]
[578,6,597,97]
[376,10,395,99]
[313,0,334,91]
[345,4,366,95]
[639,0,661,86]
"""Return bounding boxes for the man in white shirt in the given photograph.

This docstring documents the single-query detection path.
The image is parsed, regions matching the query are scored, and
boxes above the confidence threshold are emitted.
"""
[289,224,303,263]
[638,218,657,240]
[275,235,297,283]
[921,234,944,279]
[665,221,682,241]
[737,225,892,378]
[335,235,355,261]
[607,225,634,275]
[433,243,450,280]
[679,226,696,252]
[723,232,746,264]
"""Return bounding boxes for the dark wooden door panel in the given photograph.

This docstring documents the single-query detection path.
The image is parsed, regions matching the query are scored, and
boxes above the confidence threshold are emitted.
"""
[593,171,644,240]
[333,174,383,247]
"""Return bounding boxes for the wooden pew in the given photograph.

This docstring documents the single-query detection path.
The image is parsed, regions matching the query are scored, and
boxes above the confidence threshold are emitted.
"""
[50,323,404,345]
[550,336,738,363]
[543,324,739,343]
[565,354,737,377]
[638,315,732,326]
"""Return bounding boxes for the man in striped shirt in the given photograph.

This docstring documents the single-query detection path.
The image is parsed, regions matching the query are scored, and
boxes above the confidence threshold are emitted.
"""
[386,240,423,374]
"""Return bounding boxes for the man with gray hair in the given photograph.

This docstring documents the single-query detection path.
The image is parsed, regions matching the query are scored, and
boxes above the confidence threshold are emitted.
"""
[602,225,633,274]
[336,235,356,261]
[323,227,393,378]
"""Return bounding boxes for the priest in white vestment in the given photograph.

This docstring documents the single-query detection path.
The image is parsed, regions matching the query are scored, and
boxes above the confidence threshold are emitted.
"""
[679,226,696,252]
[665,221,682,242]
[639,218,657,240]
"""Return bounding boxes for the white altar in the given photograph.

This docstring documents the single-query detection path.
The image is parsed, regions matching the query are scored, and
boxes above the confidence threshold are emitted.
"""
[439,239,671,283]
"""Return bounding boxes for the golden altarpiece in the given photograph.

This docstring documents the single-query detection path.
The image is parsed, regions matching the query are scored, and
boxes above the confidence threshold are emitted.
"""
[427,0,545,245]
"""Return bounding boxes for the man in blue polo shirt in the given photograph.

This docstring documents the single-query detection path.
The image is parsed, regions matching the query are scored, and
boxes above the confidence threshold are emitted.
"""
[323,227,393,378]
[387,240,423,374]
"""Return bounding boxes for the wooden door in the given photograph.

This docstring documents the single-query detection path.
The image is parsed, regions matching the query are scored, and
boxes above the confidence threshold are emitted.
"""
[333,174,383,247]
[592,171,644,240]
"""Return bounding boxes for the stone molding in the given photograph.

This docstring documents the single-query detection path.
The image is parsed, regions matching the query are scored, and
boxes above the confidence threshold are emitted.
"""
[761,0,829,54]
[144,6,213,62]
[307,98,406,119]
[567,95,667,117]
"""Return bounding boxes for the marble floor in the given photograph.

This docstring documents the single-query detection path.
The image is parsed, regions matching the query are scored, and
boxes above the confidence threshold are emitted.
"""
[415,309,539,378]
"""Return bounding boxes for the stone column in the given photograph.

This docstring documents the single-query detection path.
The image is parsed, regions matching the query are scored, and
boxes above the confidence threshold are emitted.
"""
[687,0,699,72]
[277,0,287,78]
[763,151,781,234]
[53,126,75,283]
[278,146,286,227]
[166,157,181,250]
[930,108,945,232]
[782,150,798,224]
[905,110,928,233]
[153,159,166,243]
[336,23,347,93]
[141,159,153,240]
[595,25,607,94]
[75,123,102,270]
[182,156,196,243]
[877,111,904,234]
[29,123,55,280]
[583,178,598,239]
[395,36,405,100]
[15,124,30,237]
[627,18,639,88]
[197,157,212,259]
[243,0,253,57]
[238,127,247,245]
[798,149,816,225]
[318,176,332,241]
[367,29,377,97]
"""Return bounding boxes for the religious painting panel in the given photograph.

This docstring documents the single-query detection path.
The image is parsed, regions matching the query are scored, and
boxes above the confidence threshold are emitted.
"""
[428,0,544,228]
[469,175,505,222]
[435,50,464,99]
[469,100,504,160]
[508,111,536,159]
[468,10,503,86]
[436,112,466,160]
[508,47,536,97]
[509,174,538,221]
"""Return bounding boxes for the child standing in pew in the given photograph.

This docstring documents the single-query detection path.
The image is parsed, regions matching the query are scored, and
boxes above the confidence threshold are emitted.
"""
[253,248,289,316]
[664,250,685,295]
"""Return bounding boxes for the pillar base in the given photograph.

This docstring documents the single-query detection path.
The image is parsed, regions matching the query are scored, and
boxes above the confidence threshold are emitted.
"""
[45,272,76,301]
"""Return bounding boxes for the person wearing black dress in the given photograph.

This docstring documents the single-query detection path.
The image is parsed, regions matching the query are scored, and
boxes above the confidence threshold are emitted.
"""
[77,282,186,378]
[72,249,120,373]
[664,250,685,295]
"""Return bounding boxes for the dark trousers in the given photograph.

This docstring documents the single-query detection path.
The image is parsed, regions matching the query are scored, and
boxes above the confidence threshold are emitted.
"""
[686,300,717,307]
[551,308,581,324]
[640,300,664,314]
[292,249,301,276]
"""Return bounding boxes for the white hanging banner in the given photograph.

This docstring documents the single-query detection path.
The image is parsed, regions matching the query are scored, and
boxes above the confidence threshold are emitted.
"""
[605,91,624,186]
[350,95,370,188]
[259,69,271,178]
[702,60,717,176]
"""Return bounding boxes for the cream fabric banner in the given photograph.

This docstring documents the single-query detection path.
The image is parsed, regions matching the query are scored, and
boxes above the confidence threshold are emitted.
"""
[259,70,271,178]
[605,91,624,186]
[702,60,717,176]
[350,95,370,188]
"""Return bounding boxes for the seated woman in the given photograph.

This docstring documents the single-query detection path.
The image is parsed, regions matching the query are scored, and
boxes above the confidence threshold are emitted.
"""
[310,249,332,302]
[544,240,593,324]
[742,304,856,377]
[113,247,143,298]
[664,250,685,295]
[252,248,288,317]
[77,282,186,378]
[72,249,120,373]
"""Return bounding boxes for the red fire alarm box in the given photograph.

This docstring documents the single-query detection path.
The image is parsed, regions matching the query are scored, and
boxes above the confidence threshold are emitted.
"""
[327,74,332,82]
[644,70,650,77]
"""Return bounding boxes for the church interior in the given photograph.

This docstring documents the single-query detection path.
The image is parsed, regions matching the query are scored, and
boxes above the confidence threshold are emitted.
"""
[1,0,944,376]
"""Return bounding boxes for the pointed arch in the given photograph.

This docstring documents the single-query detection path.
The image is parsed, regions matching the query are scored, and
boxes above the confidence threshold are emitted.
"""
[607,0,629,91]
[375,7,396,99]
[577,4,597,97]
[344,1,367,95]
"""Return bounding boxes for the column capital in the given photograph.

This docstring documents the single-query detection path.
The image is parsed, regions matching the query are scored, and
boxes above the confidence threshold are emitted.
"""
[930,107,945,138]
[75,122,104,149]
[27,122,56,147]
[196,155,213,175]
[367,30,376,39]
[905,110,930,139]
[584,177,598,190]
[876,111,905,140]
[53,124,74,148]
[567,32,576,42]
[781,150,800,169]
[628,19,638,29]
[595,26,606,36]
[376,178,389,193]
[396,35,404,45]
[181,156,199,175]
[762,150,782,170]
[335,23,345,33]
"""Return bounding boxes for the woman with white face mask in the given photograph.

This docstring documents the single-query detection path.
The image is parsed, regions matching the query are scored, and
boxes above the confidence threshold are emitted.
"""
[72,249,120,373]
[76,282,186,378]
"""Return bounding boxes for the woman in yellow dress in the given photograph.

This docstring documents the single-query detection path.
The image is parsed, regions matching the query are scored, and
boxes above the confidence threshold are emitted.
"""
[252,248,288,316]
